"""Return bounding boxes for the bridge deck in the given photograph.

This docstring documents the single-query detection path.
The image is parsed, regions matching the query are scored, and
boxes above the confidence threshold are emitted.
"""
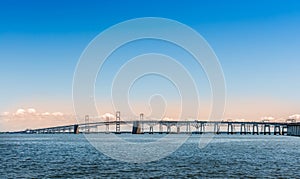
[13,120,291,135]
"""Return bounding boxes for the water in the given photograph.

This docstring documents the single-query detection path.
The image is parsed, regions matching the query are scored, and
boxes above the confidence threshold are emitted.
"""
[1,134,300,178]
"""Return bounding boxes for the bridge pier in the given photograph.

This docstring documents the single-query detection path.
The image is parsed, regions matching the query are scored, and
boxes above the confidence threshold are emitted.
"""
[287,123,300,136]
[247,124,251,134]
[282,126,287,135]
[193,122,201,134]
[132,121,142,134]
[177,126,180,133]
[200,123,205,134]
[240,123,246,135]
[227,123,234,134]
[274,125,281,135]
[167,124,171,134]
[214,123,220,134]
[264,124,271,135]
[186,122,190,133]
[159,122,163,134]
[252,123,259,135]
[149,125,154,134]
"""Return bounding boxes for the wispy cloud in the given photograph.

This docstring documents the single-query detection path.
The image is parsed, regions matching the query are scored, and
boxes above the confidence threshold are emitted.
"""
[0,108,76,132]
[1,112,9,116]
[3,108,69,118]
[235,118,245,122]
[0,109,125,132]
[162,117,177,121]
[261,116,275,121]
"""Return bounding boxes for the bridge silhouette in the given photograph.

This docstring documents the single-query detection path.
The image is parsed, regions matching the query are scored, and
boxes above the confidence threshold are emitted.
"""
[15,111,296,135]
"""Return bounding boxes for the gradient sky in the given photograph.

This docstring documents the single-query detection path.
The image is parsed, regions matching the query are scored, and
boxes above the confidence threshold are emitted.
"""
[1,0,300,131]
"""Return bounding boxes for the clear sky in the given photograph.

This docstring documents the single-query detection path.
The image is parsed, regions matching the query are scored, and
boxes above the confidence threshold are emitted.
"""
[1,0,300,131]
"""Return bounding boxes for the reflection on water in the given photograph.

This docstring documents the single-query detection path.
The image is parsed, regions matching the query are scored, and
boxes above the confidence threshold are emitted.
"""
[1,134,300,178]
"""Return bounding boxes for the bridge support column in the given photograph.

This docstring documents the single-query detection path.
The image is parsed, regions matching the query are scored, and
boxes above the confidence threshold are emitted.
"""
[282,126,287,135]
[264,124,271,135]
[177,126,180,134]
[132,121,142,134]
[240,123,246,135]
[195,126,199,134]
[227,123,234,134]
[195,122,202,134]
[274,125,281,135]
[149,126,154,134]
[167,124,171,134]
[247,124,251,134]
[214,123,220,134]
[74,125,79,134]
[252,123,259,135]
[186,123,190,134]
[159,122,163,134]
[200,123,205,134]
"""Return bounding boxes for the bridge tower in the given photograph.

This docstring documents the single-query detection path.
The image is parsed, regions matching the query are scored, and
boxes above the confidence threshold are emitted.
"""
[116,111,121,134]
[85,115,89,133]
[140,113,144,133]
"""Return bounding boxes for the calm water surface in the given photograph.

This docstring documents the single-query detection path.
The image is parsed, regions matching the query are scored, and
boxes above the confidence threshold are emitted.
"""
[1,134,300,178]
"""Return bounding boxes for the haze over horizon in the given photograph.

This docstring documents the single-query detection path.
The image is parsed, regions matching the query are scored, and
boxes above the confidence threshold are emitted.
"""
[1,0,300,131]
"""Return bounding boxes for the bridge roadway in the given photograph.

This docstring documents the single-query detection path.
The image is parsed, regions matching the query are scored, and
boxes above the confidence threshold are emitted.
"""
[15,120,289,135]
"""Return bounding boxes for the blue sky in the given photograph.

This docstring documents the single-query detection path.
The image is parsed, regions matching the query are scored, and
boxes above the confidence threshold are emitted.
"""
[1,0,300,130]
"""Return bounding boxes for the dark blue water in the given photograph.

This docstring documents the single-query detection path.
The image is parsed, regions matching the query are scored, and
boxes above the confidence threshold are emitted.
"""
[1,134,300,178]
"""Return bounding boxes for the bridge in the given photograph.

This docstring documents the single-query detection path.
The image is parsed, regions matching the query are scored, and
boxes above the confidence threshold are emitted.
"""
[13,111,297,136]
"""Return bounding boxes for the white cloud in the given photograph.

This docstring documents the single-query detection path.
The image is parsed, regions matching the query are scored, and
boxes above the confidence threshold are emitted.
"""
[1,107,77,132]
[14,108,37,116]
[100,113,115,119]
[41,112,50,116]
[289,114,300,120]
[27,108,36,114]
[15,108,26,115]
[3,108,69,118]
